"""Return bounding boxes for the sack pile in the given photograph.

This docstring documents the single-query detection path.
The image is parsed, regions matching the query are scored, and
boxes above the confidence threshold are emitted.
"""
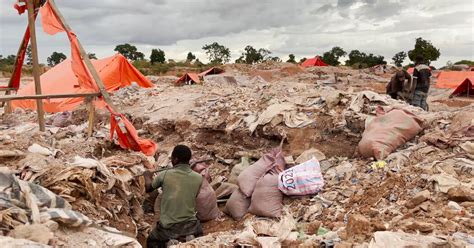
[225,148,325,219]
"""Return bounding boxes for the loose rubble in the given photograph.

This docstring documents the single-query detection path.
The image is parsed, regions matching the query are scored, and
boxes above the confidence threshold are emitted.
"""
[0,63,473,247]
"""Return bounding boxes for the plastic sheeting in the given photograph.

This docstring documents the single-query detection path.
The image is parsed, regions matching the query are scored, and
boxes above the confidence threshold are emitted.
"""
[11,54,153,112]
[436,71,474,89]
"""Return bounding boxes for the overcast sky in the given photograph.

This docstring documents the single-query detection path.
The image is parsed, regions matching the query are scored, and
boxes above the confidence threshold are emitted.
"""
[1,0,473,67]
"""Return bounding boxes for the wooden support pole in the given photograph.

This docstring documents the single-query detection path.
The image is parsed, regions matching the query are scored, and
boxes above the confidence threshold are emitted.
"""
[48,0,118,113]
[0,92,101,102]
[26,0,45,131]
[87,97,95,137]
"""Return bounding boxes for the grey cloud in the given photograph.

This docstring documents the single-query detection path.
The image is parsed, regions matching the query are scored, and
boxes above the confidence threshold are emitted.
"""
[0,0,472,67]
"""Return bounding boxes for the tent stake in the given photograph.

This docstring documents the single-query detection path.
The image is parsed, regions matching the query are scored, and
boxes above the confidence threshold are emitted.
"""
[27,0,45,131]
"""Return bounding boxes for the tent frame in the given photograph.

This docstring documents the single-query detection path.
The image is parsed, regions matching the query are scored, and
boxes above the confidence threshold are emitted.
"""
[2,0,118,136]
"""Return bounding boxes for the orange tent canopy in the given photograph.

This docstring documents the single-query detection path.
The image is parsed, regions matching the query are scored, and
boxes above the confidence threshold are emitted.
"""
[436,71,474,89]
[199,67,224,77]
[11,54,153,113]
[175,73,201,85]
[301,56,328,67]
[451,78,473,97]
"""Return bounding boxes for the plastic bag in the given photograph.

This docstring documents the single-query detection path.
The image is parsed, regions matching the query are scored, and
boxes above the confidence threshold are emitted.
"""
[278,158,324,196]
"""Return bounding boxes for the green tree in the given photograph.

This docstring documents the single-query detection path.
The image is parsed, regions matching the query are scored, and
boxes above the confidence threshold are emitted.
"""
[26,45,33,65]
[0,54,16,71]
[299,57,307,63]
[287,54,296,63]
[186,52,196,62]
[114,43,144,61]
[240,45,272,64]
[392,51,406,67]
[150,49,166,64]
[407,37,440,65]
[454,60,474,66]
[235,56,244,64]
[47,52,66,66]
[268,56,281,62]
[241,45,260,64]
[202,42,231,64]
[322,46,346,66]
[88,53,97,60]
[345,50,386,68]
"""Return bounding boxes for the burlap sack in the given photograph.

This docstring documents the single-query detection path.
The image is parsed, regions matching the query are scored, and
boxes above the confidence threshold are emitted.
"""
[357,109,423,160]
[224,189,250,220]
[214,182,239,199]
[196,178,220,222]
[237,148,285,197]
[248,174,283,218]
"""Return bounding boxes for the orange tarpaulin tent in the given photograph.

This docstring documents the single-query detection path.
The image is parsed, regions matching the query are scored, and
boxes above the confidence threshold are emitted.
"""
[301,56,328,67]
[175,73,201,86]
[436,71,474,89]
[199,67,224,77]
[450,78,473,97]
[11,54,153,112]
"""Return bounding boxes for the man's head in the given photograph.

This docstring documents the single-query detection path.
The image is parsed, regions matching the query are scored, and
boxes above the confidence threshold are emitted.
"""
[396,71,406,82]
[415,55,425,65]
[171,145,192,166]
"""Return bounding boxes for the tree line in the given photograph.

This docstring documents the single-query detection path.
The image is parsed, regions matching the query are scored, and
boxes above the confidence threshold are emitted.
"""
[0,37,452,73]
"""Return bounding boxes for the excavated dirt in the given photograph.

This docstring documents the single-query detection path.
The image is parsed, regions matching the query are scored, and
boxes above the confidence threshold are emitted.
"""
[0,63,473,247]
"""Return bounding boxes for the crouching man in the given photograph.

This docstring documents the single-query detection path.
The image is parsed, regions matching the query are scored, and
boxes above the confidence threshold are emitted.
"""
[144,145,203,248]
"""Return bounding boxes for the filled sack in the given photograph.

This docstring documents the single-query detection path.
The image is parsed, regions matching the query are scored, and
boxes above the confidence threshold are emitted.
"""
[195,178,220,221]
[237,148,285,197]
[192,161,212,183]
[357,108,423,160]
[214,182,239,199]
[248,174,283,218]
[228,157,250,184]
[278,158,324,196]
[224,189,251,220]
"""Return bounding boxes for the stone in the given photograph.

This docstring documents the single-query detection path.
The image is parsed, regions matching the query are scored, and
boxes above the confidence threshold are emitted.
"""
[447,186,474,202]
[335,241,354,248]
[9,224,54,245]
[405,190,430,209]
[447,201,463,211]
[346,214,370,236]
[405,221,435,233]
[295,148,326,163]
[300,221,321,235]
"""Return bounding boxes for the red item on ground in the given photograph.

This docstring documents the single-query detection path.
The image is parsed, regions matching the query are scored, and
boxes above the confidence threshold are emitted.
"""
[109,108,157,158]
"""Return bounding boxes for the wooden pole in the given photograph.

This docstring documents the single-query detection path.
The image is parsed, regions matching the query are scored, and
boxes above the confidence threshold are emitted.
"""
[47,0,118,113]
[87,97,95,137]
[26,0,45,131]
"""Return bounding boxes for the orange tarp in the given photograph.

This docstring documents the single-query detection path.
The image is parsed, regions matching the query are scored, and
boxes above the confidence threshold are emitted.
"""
[199,67,224,77]
[436,71,474,89]
[11,54,153,112]
[301,56,328,67]
[175,73,201,85]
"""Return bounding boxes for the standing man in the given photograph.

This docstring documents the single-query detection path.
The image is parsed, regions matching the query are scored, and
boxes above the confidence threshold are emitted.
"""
[144,145,203,248]
[411,55,431,110]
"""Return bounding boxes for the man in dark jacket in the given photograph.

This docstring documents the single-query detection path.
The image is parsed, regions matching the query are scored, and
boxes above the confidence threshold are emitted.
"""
[411,55,431,110]
[386,70,411,100]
